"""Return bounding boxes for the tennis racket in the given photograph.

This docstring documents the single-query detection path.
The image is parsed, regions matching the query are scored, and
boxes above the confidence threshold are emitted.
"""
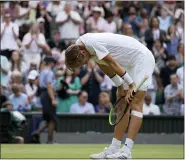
[109,76,149,126]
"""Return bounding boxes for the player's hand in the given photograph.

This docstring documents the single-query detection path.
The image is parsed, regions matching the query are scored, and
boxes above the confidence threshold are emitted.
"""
[116,85,125,98]
[125,83,136,104]
[52,99,57,107]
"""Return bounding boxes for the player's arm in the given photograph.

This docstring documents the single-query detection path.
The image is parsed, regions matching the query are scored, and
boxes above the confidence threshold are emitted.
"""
[102,54,134,87]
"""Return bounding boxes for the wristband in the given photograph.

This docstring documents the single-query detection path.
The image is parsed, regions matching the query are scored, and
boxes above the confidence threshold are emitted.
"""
[121,72,133,85]
[110,74,123,87]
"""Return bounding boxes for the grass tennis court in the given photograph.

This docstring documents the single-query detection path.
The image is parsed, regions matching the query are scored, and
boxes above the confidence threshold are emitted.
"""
[1,144,183,159]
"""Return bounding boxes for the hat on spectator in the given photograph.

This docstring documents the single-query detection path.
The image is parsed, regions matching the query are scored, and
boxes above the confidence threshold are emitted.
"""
[44,56,57,64]
[92,6,102,13]
[37,17,45,23]
[28,70,39,80]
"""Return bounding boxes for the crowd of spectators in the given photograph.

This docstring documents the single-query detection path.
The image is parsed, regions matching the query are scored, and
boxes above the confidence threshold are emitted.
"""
[0,1,184,116]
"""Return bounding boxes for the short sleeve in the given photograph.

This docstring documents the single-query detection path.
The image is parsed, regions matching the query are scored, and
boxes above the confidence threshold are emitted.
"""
[71,11,82,22]
[91,41,109,60]
[13,23,19,36]
[38,34,46,45]
[56,12,67,22]
[22,33,30,46]
[46,71,54,84]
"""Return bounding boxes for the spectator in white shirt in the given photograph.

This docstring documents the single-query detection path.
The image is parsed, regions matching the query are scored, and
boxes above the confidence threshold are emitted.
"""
[56,2,82,41]
[143,93,161,115]
[70,91,95,114]
[176,66,183,87]
[0,12,19,60]
[25,70,39,108]
[104,12,116,33]
[86,7,106,33]
[22,23,48,68]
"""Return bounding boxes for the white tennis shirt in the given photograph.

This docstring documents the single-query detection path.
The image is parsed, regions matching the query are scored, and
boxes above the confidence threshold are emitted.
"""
[76,33,151,69]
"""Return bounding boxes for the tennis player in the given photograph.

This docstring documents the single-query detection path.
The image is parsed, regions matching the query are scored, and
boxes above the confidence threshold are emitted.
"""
[65,33,155,159]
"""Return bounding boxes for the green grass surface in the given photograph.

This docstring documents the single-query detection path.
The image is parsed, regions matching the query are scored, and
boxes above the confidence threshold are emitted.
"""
[1,144,184,159]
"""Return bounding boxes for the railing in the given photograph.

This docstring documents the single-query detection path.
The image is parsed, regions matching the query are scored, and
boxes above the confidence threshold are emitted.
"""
[23,112,184,134]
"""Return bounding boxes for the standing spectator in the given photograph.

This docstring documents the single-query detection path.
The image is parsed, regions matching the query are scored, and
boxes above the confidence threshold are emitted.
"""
[112,7,123,33]
[143,93,161,115]
[25,70,39,109]
[160,56,178,88]
[55,69,82,113]
[86,7,106,33]
[9,83,31,112]
[79,60,104,106]
[0,12,19,60]
[139,8,149,38]
[176,14,184,44]
[1,55,10,88]
[176,66,183,87]
[47,1,65,17]
[10,50,28,76]
[39,56,57,144]
[152,40,167,72]
[56,2,82,41]
[6,1,19,21]
[123,6,143,38]
[163,74,184,115]
[104,11,116,33]
[166,25,181,56]
[95,92,111,113]
[22,23,48,68]
[70,91,95,114]
[144,17,166,51]
[158,8,172,32]
[36,2,52,39]
[176,43,184,67]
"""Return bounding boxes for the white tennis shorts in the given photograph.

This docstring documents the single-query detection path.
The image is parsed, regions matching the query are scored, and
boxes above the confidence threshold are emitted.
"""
[123,50,155,91]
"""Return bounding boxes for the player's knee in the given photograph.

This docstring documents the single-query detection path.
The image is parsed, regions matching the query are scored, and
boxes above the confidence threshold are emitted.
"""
[131,110,143,118]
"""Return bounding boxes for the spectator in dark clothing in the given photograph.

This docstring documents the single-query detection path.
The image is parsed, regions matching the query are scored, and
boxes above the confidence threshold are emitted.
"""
[47,31,66,51]
[78,60,104,106]
[160,56,178,88]
[144,17,167,51]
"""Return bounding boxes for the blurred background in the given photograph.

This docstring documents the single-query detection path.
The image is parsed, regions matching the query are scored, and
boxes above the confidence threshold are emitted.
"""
[0,0,184,149]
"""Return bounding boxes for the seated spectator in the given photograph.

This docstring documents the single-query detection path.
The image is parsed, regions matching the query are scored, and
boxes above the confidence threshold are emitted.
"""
[1,101,25,144]
[70,91,95,114]
[25,70,39,109]
[166,25,181,56]
[9,83,31,112]
[152,40,167,72]
[112,7,122,33]
[123,6,143,38]
[10,50,28,76]
[143,93,161,115]
[8,71,25,93]
[0,12,19,60]
[139,8,149,38]
[144,17,167,51]
[95,92,111,113]
[55,69,82,113]
[22,23,48,68]
[86,6,106,33]
[56,2,82,41]
[1,55,10,88]
[163,74,184,115]
[47,31,66,52]
[79,60,104,106]
[160,56,178,88]
[122,23,138,40]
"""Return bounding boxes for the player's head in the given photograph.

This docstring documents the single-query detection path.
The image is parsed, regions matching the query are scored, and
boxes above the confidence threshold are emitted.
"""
[65,44,90,72]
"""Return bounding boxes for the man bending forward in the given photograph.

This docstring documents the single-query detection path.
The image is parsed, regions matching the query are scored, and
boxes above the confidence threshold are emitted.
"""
[65,33,155,159]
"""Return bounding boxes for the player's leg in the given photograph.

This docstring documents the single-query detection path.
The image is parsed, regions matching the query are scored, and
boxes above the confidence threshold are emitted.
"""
[107,91,145,159]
